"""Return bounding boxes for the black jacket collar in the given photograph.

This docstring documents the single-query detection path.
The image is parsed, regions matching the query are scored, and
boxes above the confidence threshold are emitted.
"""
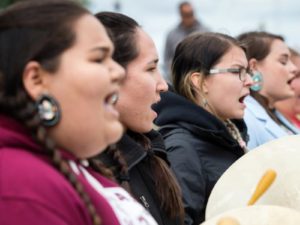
[118,130,168,169]
[154,90,248,153]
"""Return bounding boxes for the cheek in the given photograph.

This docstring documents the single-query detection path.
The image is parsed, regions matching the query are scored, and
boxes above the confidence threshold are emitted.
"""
[117,92,154,130]
[78,76,108,98]
[121,77,156,104]
[275,66,290,81]
[220,84,242,110]
[218,81,241,98]
[263,72,283,90]
[59,67,108,98]
[221,91,237,106]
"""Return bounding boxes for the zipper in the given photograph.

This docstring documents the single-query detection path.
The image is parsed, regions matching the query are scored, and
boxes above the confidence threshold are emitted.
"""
[140,195,150,209]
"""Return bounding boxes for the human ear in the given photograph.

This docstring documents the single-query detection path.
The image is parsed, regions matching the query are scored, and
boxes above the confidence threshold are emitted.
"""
[191,72,209,93]
[202,78,209,94]
[190,72,202,89]
[22,61,47,101]
[249,58,258,71]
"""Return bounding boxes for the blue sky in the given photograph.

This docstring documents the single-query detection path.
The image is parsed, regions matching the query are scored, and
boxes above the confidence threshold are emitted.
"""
[88,0,300,70]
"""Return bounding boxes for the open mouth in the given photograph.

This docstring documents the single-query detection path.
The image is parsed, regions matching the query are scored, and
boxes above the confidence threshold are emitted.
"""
[151,97,161,108]
[239,94,249,103]
[287,77,295,85]
[105,92,119,106]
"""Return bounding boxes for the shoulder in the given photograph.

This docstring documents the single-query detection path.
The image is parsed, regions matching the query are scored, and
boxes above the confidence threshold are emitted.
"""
[244,96,268,119]
[161,125,211,166]
[0,147,88,224]
[161,124,208,148]
[167,25,180,35]
[165,25,183,42]
[1,147,75,191]
[244,97,269,129]
[162,125,196,145]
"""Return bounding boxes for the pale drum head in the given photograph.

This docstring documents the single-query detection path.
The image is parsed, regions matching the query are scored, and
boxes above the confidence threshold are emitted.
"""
[201,205,300,225]
[206,134,300,219]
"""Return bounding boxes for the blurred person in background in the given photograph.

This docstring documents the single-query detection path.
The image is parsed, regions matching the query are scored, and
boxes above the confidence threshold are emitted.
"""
[163,1,209,82]
[94,12,184,225]
[237,31,299,150]
[275,48,300,128]
[154,32,253,225]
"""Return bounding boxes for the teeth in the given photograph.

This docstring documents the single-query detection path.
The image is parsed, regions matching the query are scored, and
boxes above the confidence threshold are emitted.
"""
[109,93,118,105]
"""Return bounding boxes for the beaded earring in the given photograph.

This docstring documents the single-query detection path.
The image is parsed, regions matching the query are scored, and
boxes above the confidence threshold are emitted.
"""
[36,94,61,127]
[250,71,263,91]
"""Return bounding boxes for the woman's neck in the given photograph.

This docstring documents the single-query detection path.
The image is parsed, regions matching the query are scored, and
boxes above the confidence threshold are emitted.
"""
[258,89,279,109]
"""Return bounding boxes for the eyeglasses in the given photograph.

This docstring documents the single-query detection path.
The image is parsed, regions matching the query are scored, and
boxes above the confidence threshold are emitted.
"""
[209,67,251,82]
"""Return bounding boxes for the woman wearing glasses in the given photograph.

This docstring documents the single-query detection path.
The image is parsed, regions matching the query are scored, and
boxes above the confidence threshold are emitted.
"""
[153,32,253,225]
[237,32,299,149]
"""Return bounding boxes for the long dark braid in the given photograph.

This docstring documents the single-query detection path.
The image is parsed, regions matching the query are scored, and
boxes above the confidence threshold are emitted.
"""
[105,145,132,191]
[0,1,108,224]
[88,155,116,182]
[127,131,184,220]
[137,132,184,222]
[100,131,184,220]
[93,144,131,192]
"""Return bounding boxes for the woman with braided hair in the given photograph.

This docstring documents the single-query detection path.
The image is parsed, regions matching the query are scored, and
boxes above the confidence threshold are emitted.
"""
[0,1,158,225]
[94,12,184,225]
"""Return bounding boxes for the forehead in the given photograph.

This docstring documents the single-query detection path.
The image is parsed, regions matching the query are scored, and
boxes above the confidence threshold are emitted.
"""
[181,4,193,12]
[72,14,113,50]
[292,56,300,67]
[135,28,157,59]
[218,46,248,66]
[269,39,290,56]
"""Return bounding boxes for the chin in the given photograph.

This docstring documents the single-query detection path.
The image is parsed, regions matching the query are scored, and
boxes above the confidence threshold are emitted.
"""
[232,111,244,119]
[278,93,294,102]
[131,126,152,134]
[140,123,153,133]
[286,89,296,97]
[128,119,153,133]
[106,122,124,145]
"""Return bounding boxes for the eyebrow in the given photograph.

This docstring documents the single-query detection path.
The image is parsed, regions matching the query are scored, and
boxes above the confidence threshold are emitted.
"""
[147,59,159,65]
[279,53,289,58]
[89,47,111,55]
[231,63,248,68]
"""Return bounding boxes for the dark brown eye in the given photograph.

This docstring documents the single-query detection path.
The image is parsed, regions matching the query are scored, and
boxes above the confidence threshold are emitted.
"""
[94,58,104,63]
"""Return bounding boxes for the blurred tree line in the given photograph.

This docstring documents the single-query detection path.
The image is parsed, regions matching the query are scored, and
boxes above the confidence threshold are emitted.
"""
[0,0,90,9]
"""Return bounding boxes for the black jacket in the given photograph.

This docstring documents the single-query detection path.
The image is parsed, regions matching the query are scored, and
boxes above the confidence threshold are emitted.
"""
[154,90,247,225]
[100,130,182,225]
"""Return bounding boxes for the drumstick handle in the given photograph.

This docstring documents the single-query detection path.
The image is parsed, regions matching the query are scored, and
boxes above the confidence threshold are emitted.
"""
[247,169,276,205]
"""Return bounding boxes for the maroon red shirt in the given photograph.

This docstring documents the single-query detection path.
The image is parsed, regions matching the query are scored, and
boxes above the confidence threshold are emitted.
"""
[0,115,156,225]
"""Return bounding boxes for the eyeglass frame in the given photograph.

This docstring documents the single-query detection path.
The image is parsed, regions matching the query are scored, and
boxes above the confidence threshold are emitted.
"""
[209,67,252,82]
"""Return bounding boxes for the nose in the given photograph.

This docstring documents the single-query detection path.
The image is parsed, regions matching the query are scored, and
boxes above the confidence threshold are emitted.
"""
[110,59,125,84]
[244,72,254,87]
[156,71,168,93]
[289,60,298,78]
